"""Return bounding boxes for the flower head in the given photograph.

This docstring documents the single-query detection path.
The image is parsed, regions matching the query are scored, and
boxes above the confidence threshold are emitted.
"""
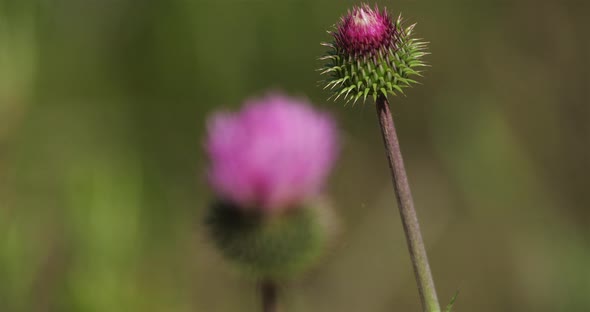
[335,4,395,57]
[205,93,339,212]
[320,4,428,103]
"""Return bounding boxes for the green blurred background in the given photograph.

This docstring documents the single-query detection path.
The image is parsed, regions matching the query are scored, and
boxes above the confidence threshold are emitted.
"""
[1,0,589,311]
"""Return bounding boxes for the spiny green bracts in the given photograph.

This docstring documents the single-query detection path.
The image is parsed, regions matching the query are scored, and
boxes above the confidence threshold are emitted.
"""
[206,201,334,280]
[320,4,428,104]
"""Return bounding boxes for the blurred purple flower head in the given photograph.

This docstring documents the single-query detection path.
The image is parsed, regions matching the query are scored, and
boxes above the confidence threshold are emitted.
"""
[205,93,339,212]
[335,4,396,57]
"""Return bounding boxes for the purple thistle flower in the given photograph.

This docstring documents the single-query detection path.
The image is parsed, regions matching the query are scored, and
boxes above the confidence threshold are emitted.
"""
[335,4,398,57]
[320,4,440,311]
[320,3,428,103]
[205,93,339,213]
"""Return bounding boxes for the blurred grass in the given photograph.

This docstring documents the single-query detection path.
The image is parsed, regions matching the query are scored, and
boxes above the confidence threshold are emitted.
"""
[1,0,589,311]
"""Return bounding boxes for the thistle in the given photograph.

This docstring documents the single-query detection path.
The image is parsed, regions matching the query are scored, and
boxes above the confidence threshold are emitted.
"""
[320,4,428,104]
[204,93,340,312]
[319,4,442,312]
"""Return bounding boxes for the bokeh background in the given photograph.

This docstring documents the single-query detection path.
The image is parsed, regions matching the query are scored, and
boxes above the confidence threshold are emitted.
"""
[1,0,589,311]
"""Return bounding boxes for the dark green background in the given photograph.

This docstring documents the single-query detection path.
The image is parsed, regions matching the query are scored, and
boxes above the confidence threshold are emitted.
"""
[1,0,589,311]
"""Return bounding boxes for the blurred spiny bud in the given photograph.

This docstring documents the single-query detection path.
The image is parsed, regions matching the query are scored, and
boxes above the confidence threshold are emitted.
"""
[204,92,340,278]
[320,4,428,103]
[206,200,336,279]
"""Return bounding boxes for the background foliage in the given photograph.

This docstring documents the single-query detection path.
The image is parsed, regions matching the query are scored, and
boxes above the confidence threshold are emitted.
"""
[1,0,589,311]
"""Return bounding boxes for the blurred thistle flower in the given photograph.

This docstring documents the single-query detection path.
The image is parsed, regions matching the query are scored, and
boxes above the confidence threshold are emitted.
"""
[204,93,340,280]
[205,93,339,213]
[320,3,428,103]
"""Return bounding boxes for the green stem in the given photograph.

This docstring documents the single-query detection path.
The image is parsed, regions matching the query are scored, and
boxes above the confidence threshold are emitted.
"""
[376,95,441,312]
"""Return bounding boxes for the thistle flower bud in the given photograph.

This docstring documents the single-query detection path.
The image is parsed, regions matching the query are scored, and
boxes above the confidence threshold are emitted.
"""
[204,93,340,279]
[320,4,428,103]
[206,200,335,279]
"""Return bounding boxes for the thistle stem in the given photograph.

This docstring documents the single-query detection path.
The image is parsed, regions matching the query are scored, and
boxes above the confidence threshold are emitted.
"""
[375,95,441,312]
[261,280,279,312]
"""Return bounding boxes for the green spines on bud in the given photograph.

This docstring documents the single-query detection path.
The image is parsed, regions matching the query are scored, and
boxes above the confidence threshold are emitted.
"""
[321,9,428,104]
[206,201,333,279]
